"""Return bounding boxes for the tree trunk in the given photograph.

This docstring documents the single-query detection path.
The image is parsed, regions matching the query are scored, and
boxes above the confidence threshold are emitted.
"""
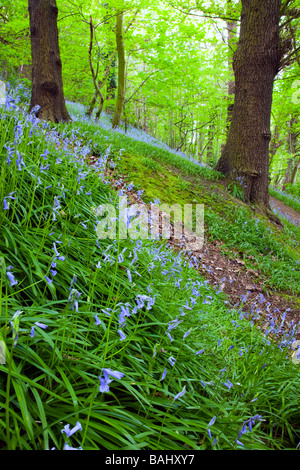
[216,0,281,210]
[283,116,299,188]
[28,0,70,122]
[291,159,300,185]
[112,9,125,129]
[225,1,237,133]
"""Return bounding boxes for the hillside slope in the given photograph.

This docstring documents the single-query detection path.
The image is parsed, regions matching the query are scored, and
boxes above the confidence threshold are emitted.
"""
[0,94,300,451]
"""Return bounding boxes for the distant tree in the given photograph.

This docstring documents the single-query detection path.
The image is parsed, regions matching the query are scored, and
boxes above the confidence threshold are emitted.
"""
[112,5,125,128]
[28,0,70,122]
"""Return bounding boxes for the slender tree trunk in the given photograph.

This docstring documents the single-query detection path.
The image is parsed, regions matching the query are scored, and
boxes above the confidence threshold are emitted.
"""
[216,0,281,211]
[112,9,125,128]
[283,117,299,188]
[226,1,237,133]
[291,159,300,185]
[206,116,216,165]
[28,0,70,122]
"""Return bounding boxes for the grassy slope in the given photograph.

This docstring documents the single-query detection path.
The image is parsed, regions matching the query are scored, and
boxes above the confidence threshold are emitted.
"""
[64,105,300,296]
[0,96,300,451]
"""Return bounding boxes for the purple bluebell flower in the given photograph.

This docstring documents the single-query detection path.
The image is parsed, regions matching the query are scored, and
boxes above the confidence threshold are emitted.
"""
[160,368,167,381]
[208,416,216,427]
[224,380,233,389]
[235,439,244,446]
[102,368,126,382]
[52,196,61,221]
[196,349,204,355]
[99,367,125,393]
[95,314,101,325]
[68,289,81,312]
[3,191,16,210]
[44,276,52,284]
[127,269,132,283]
[168,356,176,367]
[118,329,126,341]
[173,386,186,401]
[10,310,23,347]
[99,376,110,393]
[166,332,174,342]
[61,421,82,437]
[16,151,26,171]
[35,322,48,329]
[6,267,18,287]
[183,300,192,310]
[183,329,191,339]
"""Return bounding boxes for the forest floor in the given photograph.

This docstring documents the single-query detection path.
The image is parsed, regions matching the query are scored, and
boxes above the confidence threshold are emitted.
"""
[103,162,300,341]
[270,196,300,226]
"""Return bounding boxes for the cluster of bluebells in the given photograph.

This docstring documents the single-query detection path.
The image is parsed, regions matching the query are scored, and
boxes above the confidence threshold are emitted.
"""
[67,101,205,169]
[99,368,125,393]
[235,414,264,446]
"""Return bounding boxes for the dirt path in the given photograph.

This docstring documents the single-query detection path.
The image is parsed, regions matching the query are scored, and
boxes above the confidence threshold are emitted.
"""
[270,197,300,226]
[104,166,300,340]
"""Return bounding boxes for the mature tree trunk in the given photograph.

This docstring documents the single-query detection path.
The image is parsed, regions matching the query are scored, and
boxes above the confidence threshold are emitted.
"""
[112,9,125,129]
[28,0,70,122]
[216,0,281,212]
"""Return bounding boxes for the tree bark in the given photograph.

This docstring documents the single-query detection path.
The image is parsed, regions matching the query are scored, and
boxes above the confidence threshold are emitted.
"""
[28,0,70,122]
[112,9,125,129]
[216,0,281,210]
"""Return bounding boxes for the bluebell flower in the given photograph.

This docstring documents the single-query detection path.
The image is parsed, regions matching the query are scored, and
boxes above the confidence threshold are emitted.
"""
[63,443,83,450]
[183,329,191,339]
[6,267,18,287]
[235,439,244,446]
[208,416,216,427]
[68,289,81,312]
[127,269,132,283]
[3,191,16,210]
[35,322,48,329]
[166,332,174,342]
[160,368,167,381]
[168,356,176,367]
[99,367,125,393]
[61,421,82,437]
[223,380,233,389]
[196,349,204,355]
[44,276,52,285]
[95,314,101,325]
[118,329,126,341]
[173,386,186,401]
[15,150,26,170]
[10,310,23,347]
